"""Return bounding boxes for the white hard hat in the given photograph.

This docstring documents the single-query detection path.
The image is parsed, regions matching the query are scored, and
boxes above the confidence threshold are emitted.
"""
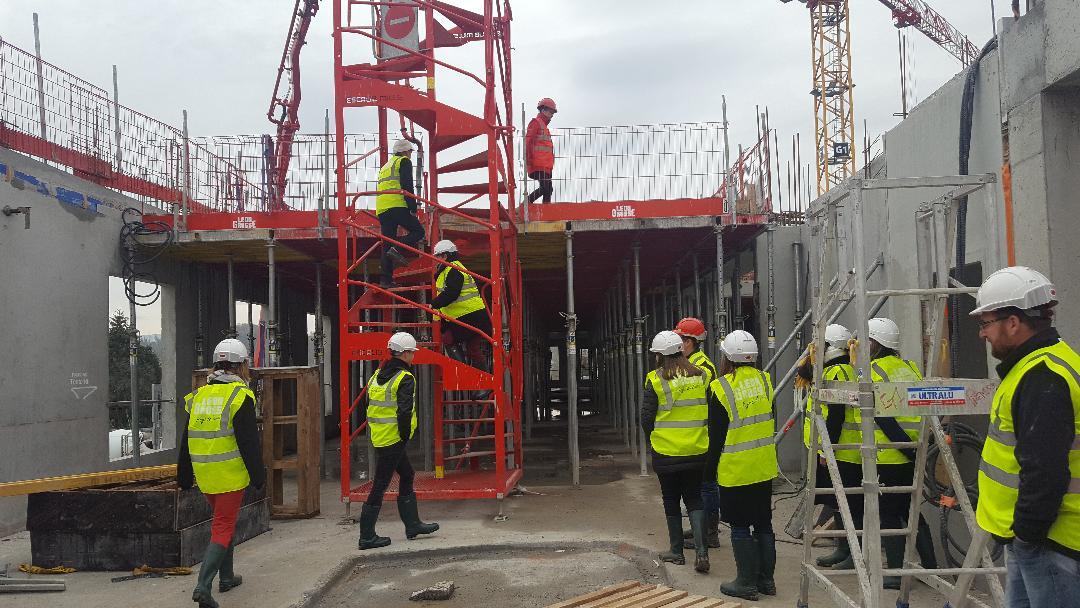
[388,332,419,353]
[392,139,414,154]
[213,338,249,364]
[970,266,1057,316]
[433,239,458,256]
[867,317,901,350]
[649,331,684,356]
[721,330,759,363]
[824,323,852,362]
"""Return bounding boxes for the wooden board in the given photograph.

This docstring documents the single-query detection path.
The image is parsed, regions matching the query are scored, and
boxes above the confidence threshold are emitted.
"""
[0,465,176,497]
[544,581,748,608]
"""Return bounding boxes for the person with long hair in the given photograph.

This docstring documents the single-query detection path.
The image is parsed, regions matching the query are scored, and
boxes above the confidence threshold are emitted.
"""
[707,330,778,601]
[640,330,711,574]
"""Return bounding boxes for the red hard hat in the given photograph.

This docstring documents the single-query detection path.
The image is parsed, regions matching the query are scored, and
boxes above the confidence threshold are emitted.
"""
[673,317,707,341]
[538,97,557,112]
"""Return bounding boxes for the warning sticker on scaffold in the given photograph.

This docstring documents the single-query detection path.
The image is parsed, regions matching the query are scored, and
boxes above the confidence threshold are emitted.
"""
[906,386,966,408]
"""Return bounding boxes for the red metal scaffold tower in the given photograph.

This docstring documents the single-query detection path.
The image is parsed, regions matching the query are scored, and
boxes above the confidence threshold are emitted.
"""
[334,0,524,505]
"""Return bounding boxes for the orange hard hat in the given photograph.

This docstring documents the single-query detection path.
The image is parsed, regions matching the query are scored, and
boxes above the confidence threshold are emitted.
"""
[538,97,558,112]
[673,317,706,341]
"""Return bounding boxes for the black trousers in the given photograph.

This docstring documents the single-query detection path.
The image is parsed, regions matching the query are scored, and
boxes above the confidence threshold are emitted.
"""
[657,468,705,517]
[835,460,916,528]
[527,171,553,203]
[378,207,426,282]
[365,441,415,508]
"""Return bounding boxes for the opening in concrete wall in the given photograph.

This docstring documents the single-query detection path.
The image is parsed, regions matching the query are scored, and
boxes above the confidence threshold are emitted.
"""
[307,312,332,415]
[235,300,266,366]
[107,276,167,461]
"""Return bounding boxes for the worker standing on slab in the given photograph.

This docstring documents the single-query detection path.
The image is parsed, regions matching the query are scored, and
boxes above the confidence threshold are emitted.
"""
[706,330,777,601]
[430,239,493,376]
[971,267,1080,605]
[358,332,439,550]
[673,318,721,551]
[376,139,426,286]
[640,330,712,574]
[862,317,937,587]
[525,98,557,203]
[794,324,858,569]
[178,338,265,608]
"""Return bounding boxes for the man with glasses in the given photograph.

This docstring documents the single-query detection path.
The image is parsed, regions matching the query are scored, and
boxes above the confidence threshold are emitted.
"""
[972,266,1080,606]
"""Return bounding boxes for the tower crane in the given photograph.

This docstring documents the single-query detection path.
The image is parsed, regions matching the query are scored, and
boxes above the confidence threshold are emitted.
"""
[782,0,979,195]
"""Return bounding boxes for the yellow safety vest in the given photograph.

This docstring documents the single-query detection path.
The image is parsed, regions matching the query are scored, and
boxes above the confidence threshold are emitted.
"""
[688,350,718,386]
[366,369,418,448]
[837,356,923,465]
[646,370,709,457]
[804,362,856,454]
[184,382,254,495]
[711,367,778,487]
[376,155,408,215]
[977,340,1080,551]
[435,260,486,319]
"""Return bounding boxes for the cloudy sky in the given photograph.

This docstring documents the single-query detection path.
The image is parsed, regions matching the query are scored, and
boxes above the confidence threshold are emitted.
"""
[2,1,1008,153]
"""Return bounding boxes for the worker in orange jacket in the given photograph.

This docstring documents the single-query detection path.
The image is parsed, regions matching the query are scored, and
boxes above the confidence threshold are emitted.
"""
[525,97,557,203]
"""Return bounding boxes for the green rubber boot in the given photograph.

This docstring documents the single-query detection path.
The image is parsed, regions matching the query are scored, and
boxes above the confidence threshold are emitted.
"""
[398,494,439,539]
[659,516,686,565]
[720,537,760,601]
[816,539,851,567]
[688,510,710,573]
[193,542,228,608]
[755,532,777,595]
[883,536,906,590]
[358,503,392,550]
[217,543,242,593]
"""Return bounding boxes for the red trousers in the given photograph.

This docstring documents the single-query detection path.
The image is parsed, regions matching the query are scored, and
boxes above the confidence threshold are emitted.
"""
[204,489,245,546]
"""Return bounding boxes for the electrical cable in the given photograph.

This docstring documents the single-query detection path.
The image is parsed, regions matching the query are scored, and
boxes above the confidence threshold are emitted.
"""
[119,207,173,307]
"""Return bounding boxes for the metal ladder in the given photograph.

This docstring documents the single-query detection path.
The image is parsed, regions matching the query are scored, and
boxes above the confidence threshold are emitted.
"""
[798,174,1006,608]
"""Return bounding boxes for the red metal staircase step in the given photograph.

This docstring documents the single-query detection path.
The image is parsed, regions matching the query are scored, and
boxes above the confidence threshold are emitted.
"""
[437,150,499,174]
[439,182,508,195]
[392,256,437,284]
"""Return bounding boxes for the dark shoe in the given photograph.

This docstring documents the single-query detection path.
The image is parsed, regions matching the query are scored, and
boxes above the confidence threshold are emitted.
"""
[385,246,408,266]
[720,537,760,601]
[217,543,242,593]
[706,511,722,548]
[816,539,851,567]
[883,535,905,590]
[755,532,777,595]
[193,542,228,608]
[471,390,493,401]
[398,494,439,539]
[358,503,392,550]
[832,553,855,570]
[688,510,709,573]
[916,515,938,569]
[660,515,685,565]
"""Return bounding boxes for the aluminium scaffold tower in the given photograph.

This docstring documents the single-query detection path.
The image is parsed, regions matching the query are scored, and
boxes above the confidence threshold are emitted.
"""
[799,174,1007,608]
[333,0,524,507]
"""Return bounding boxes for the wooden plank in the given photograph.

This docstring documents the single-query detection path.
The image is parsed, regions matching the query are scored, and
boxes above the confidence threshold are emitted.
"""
[543,580,643,607]
[579,585,658,608]
[603,587,676,608]
[611,588,687,608]
[661,596,712,608]
[686,601,734,608]
[0,465,176,497]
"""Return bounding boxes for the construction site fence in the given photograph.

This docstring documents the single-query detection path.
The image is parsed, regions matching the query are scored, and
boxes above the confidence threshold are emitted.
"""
[0,37,265,213]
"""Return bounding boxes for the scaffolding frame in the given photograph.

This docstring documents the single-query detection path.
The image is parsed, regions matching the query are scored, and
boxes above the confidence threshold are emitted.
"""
[799,173,1006,608]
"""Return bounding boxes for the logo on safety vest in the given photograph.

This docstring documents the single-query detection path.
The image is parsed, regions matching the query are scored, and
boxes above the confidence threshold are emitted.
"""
[611,205,636,218]
[232,216,256,229]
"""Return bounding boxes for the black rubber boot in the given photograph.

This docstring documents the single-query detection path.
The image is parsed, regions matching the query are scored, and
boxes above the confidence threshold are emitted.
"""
[706,511,721,548]
[915,515,938,569]
[358,503,392,550]
[398,494,439,539]
[659,516,686,565]
[688,510,710,573]
[217,543,242,593]
[720,537,760,601]
[193,542,228,608]
[385,246,408,266]
[816,539,851,567]
[755,532,777,595]
[883,536,906,590]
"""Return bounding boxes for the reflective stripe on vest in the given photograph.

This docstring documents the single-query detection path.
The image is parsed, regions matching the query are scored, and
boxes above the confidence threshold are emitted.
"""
[366,369,418,448]
[977,342,1080,550]
[435,260,486,319]
[712,367,778,487]
[804,363,854,453]
[185,382,252,494]
[688,351,717,386]
[375,155,408,215]
[647,371,709,457]
[836,356,923,464]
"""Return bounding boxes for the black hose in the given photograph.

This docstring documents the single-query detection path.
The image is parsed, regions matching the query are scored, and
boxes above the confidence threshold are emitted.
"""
[119,207,173,307]
[950,37,999,376]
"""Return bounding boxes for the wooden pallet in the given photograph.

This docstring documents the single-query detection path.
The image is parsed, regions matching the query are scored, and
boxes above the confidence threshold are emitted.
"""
[545,580,753,608]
